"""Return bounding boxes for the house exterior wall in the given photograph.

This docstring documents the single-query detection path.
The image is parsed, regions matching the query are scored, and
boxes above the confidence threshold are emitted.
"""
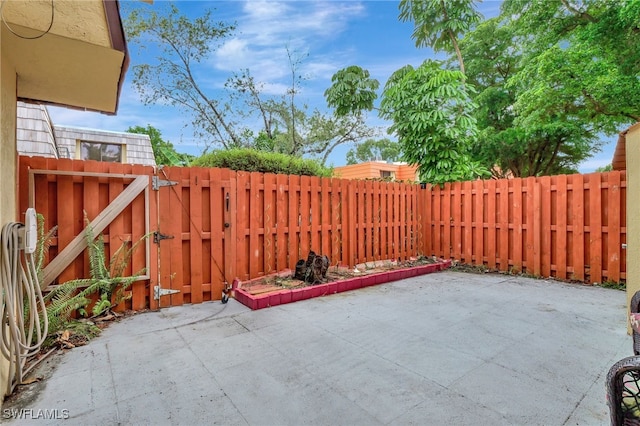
[396,164,420,181]
[333,161,419,182]
[0,30,18,404]
[626,122,640,319]
[15,103,157,166]
[1,0,130,403]
[54,126,156,166]
[16,102,58,158]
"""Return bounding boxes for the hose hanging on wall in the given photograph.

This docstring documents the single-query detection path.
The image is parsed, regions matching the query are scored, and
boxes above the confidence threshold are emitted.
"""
[0,213,48,396]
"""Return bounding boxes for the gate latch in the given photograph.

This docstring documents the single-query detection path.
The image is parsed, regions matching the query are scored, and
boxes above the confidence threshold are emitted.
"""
[153,231,174,244]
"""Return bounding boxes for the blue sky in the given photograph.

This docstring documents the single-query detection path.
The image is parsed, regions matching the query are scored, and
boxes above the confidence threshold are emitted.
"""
[48,0,617,172]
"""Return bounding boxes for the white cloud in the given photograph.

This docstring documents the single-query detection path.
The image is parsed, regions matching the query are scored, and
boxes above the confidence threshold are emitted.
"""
[212,0,366,96]
[215,38,251,66]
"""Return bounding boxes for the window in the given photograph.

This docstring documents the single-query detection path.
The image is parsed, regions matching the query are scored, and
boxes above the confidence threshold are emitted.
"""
[380,170,394,178]
[79,141,123,163]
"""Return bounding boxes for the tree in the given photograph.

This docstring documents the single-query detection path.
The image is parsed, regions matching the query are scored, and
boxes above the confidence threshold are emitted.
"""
[501,0,640,129]
[124,5,240,151]
[324,66,379,116]
[229,66,376,165]
[126,125,194,166]
[453,0,640,178]
[461,18,594,177]
[126,6,374,163]
[345,138,402,165]
[380,60,487,184]
[596,164,613,173]
[326,61,487,184]
[398,0,482,73]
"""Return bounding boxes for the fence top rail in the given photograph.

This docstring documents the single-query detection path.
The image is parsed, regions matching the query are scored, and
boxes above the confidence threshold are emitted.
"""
[28,169,143,179]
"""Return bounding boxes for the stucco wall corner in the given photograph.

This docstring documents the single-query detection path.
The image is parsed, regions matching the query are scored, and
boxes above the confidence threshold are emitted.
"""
[625,123,640,328]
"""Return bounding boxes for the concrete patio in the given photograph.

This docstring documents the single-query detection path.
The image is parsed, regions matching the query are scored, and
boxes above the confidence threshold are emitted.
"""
[2,270,630,425]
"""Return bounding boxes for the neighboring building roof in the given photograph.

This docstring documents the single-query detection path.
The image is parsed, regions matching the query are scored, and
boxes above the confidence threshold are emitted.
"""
[333,161,419,182]
[2,0,129,114]
[17,101,156,166]
[612,122,640,171]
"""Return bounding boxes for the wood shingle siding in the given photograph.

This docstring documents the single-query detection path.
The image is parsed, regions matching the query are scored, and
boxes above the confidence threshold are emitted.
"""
[16,101,157,166]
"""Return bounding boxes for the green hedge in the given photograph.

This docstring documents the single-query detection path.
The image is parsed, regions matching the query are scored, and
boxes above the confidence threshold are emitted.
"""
[190,148,333,177]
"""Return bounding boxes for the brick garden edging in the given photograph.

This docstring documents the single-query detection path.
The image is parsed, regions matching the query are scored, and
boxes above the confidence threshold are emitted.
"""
[234,259,452,310]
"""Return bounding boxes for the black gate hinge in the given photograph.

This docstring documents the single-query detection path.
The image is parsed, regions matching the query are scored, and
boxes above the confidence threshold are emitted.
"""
[153,231,174,244]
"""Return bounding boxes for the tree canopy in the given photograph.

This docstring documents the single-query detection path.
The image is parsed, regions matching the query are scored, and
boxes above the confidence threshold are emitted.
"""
[125,5,240,150]
[124,5,374,165]
[328,0,638,182]
[398,0,481,73]
[126,125,194,166]
[345,138,402,165]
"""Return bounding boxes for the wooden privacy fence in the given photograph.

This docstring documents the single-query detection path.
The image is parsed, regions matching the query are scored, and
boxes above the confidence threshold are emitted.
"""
[423,172,627,283]
[18,156,424,309]
[18,156,626,310]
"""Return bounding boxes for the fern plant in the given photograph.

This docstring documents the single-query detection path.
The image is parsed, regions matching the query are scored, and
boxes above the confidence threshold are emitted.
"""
[43,212,147,331]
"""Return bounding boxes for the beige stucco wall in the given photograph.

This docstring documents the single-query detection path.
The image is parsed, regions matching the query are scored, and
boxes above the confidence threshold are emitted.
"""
[1,29,18,404]
[1,0,111,48]
[627,123,640,320]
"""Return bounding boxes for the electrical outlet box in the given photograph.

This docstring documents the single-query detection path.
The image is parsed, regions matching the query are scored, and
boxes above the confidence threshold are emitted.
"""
[24,208,37,254]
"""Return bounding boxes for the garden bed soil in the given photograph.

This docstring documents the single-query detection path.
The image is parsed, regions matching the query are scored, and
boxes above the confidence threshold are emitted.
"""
[234,256,452,310]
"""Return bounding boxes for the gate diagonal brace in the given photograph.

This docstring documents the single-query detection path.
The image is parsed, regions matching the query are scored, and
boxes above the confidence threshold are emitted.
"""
[152,175,178,191]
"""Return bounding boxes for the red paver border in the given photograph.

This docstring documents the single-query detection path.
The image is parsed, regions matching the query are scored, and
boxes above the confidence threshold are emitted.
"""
[234,260,452,310]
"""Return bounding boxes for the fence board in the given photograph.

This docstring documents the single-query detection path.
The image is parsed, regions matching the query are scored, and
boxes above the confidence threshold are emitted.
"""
[357,180,365,262]
[310,176,321,256]
[172,167,188,306]
[288,174,301,265]
[276,174,288,271]
[486,179,496,268]
[210,168,224,297]
[571,174,585,281]
[442,184,452,260]
[474,181,484,265]
[589,173,603,283]
[498,179,509,270]
[189,168,204,304]
[263,173,275,275]
[556,175,568,279]
[129,163,147,311]
[512,178,523,273]
[330,178,341,265]
[236,171,250,281]
[451,182,461,260]
[299,175,311,257]
[249,172,261,278]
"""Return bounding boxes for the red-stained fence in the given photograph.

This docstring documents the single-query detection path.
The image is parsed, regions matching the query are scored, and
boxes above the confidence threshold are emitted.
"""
[18,156,626,310]
[18,156,424,309]
[422,172,626,283]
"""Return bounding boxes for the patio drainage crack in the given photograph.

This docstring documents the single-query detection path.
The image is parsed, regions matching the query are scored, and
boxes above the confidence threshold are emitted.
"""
[104,343,122,425]
[561,368,604,425]
[174,327,250,426]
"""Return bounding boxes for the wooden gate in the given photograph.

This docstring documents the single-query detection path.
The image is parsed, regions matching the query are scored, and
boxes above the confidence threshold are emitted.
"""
[19,156,154,311]
[18,157,237,310]
[152,166,236,309]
